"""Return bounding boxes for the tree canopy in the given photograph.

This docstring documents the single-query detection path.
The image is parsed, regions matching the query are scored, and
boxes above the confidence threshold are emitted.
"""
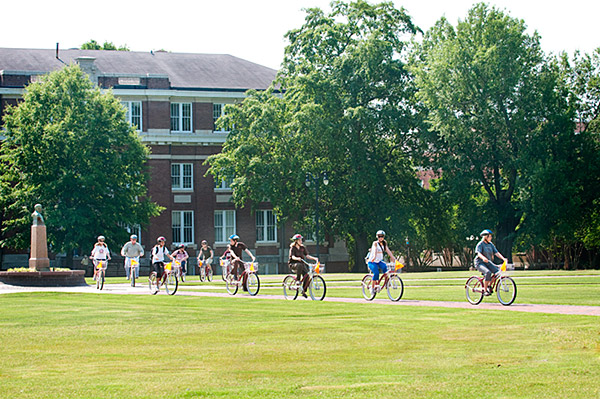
[0,64,162,255]
[81,40,129,51]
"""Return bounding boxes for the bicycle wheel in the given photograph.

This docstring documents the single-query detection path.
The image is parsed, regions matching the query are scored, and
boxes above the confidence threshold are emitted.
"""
[206,266,213,282]
[283,275,299,300]
[96,271,105,290]
[165,272,178,295]
[496,276,517,306]
[465,276,484,305]
[386,274,404,301]
[309,275,327,301]
[226,275,238,295]
[199,266,205,282]
[130,270,136,287]
[361,275,376,301]
[246,273,260,296]
[148,273,159,295]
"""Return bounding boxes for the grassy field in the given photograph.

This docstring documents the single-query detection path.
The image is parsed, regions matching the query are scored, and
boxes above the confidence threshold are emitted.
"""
[101,269,600,306]
[1,273,599,398]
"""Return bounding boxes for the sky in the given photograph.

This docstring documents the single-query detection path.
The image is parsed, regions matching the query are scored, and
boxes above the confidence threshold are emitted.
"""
[1,0,598,70]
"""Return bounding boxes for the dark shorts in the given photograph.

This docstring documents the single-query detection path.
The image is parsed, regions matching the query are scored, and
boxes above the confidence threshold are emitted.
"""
[475,261,499,281]
[289,262,308,277]
[152,262,164,277]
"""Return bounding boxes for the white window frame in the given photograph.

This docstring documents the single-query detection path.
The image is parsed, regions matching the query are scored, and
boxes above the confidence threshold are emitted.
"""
[214,177,233,192]
[213,103,230,133]
[214,210,236,243]
[122,101,142,131]
[172,210,194,245]
[171,163,193,191]
[256,210,278,243]
[171,102,193,133]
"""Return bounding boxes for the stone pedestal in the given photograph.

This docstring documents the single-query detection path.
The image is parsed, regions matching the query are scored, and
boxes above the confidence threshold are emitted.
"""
[29,224,50,270]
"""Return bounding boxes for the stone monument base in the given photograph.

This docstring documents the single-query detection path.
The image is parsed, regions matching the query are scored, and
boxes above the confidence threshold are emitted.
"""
[0,270,87,287]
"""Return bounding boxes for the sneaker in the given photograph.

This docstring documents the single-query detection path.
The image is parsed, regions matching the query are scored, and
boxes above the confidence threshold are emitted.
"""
[484,290,492,296]
[302,292,308,298]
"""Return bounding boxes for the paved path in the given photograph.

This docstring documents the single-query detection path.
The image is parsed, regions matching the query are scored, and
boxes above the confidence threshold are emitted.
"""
[1,282,598,317]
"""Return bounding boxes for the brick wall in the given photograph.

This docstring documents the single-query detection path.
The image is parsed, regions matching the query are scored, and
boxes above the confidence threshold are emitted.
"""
[146,101,170,130]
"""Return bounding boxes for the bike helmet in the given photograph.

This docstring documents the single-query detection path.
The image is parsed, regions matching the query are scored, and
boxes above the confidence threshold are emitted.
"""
[178,244,185,249]
[291,234,303,241]
[157,236,166,242]
[97,235,105,241]
[480,229,493,237]
[228,234,239,241]
[130,234,138,240]
[201,240,208,245]
[376,230,386,237]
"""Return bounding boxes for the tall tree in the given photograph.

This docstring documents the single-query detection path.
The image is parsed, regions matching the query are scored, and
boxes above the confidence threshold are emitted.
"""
[208,0,422,271]
[81,40,129,51]
[410,3,570,260]
[0,64,162,259]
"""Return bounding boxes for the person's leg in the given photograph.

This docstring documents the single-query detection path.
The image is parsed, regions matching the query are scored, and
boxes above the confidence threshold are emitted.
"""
[368,262,380,291]
[124,258,130,280]
[477,263,492,294]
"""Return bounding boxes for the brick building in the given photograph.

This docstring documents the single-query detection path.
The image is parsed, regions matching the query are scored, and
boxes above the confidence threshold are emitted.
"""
[0,47,349,273]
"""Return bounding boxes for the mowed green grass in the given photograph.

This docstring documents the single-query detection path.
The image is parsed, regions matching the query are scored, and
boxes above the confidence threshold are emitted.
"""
[0,291,599,398]
[129,269,600,306]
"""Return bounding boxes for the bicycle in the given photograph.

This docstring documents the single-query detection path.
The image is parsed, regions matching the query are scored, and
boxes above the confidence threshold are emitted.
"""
[93,260,106,290]
[173,260,186,283]
[282,260,326,301]
[225,261,260,296]
[361,261,405,301]
[148,261,178,295]
[220,258,232,282]
[199,259,213,282]
[128,257,139,287]
[465,261,517,306]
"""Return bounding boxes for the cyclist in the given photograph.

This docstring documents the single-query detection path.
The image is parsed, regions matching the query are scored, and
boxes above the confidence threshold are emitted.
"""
[228,234,256,291]
[91,235,111,279]
[151,236,174,288]
[474,229,508,295]
[172,244,189,278]
[120,234,144,280]
[197,240,214,274]
[366,230,397,295]
[288,234,319,298]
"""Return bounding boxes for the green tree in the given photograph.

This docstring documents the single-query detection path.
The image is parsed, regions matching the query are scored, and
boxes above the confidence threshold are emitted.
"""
[208,0,422,271]
[410,3,571,260]
[0,64,162,260]
[81,40,129,51]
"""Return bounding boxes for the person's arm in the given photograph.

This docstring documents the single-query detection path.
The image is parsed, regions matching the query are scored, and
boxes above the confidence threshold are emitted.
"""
[367,242,377,262]
[385,246,396,262]
[107,247,111,260]
[183,251,189,261]
[120,243,127,257]
[209,249,214,260]
[307,254,319,262]
[244,248,256,262]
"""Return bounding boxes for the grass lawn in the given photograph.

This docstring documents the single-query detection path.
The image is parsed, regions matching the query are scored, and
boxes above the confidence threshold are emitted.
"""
[0,291,599,398]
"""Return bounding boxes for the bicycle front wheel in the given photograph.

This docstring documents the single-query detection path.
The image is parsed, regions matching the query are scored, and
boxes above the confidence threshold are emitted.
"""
[165,272,178,295]
[180,270,186,283]
[199,267,205,282]
[309,275,327,301]
[361,275,376,301]
[465,276,484,305]
[130,271,136,287]
[226,275,238,295]
[496,276,517,306]
[97,271,105,290]
[148,273,158,295]
[206,266,213,282]
[246,273,260,296]
[386,274,404,301]
[283,275,299,300]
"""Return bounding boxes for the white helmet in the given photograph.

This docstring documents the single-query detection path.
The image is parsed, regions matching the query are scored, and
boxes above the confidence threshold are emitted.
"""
[376,230,385,237]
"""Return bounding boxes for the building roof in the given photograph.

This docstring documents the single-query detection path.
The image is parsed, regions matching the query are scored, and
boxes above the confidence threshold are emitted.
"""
[0,47,277,91]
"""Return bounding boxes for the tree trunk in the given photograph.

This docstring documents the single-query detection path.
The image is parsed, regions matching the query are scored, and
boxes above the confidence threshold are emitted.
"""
[351,232,369,273]
[494,199,519,264]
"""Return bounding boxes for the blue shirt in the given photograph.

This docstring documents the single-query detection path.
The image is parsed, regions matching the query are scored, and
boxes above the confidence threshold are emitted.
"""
[474,240,498,266]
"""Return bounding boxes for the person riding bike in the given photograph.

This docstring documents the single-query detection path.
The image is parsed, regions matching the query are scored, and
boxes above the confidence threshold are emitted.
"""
[288,234,319,298]
[366,230,397,295]
[151,236,174,288]
[172,244,189,277]
[91,235,111,279]
[197,240,214,272]
[121,234,144,280]
[474,229,508,295]
[227,234,256,291]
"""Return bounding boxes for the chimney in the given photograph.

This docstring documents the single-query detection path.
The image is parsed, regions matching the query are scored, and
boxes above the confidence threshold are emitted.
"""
[76,56,98,85]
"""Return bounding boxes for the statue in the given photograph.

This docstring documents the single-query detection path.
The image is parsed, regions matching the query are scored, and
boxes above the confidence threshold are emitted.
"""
[29,203,49,270]
[31,203,45,226]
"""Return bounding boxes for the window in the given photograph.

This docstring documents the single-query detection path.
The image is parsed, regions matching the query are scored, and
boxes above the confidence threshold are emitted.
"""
[172,211,194,244]
[214,177,233,191]
[171,163,193,190]
[213,103,230,132]
[256,210,277,242]
[171,102,192,132]
[122,101,142,131]
[214,210,236,243]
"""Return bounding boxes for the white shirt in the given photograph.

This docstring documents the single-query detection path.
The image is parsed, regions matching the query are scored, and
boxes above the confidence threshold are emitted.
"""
[152,245,170,263]
[91,244,110,260]
[368,241,385,263]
